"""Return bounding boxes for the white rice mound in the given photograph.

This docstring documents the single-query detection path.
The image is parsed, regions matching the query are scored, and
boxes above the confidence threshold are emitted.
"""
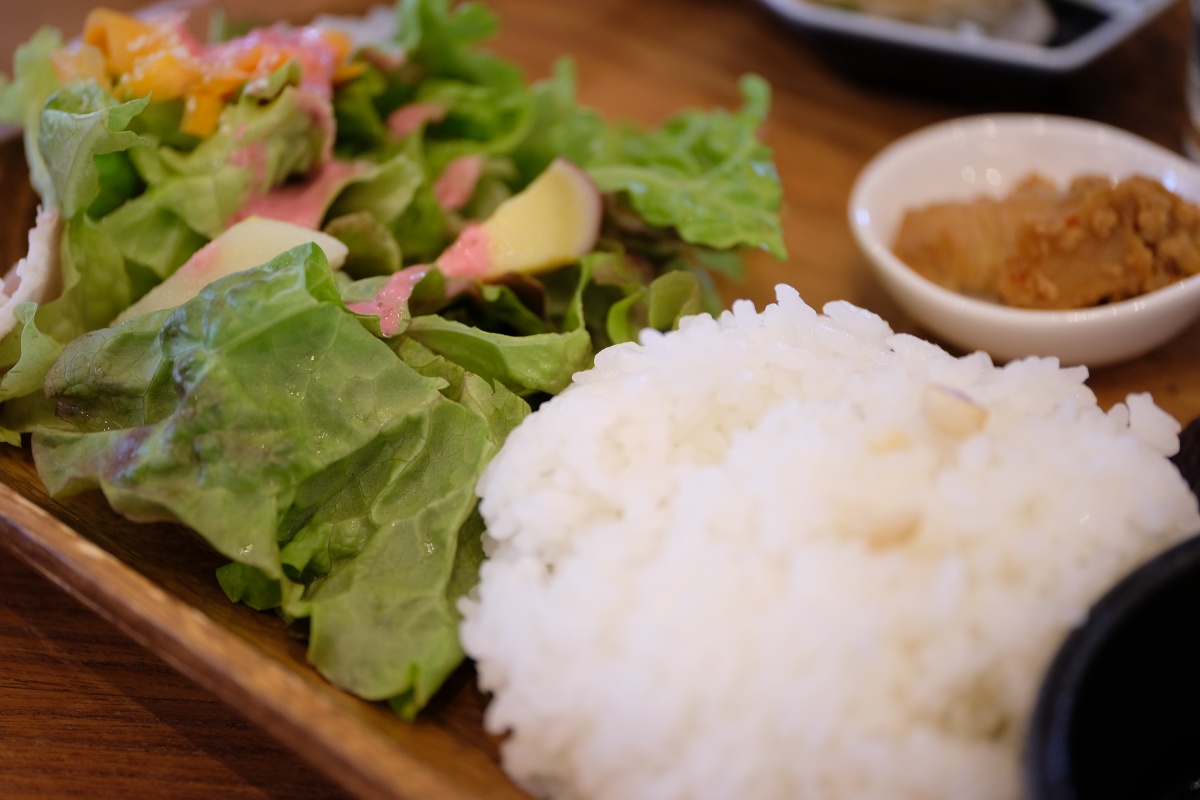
[459,285,1200,800]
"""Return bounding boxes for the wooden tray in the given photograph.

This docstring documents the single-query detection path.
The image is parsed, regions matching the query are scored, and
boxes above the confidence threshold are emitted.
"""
[0,441,523,800]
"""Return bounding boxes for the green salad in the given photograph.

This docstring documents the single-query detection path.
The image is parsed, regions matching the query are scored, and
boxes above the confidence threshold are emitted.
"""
[0,0,785,716]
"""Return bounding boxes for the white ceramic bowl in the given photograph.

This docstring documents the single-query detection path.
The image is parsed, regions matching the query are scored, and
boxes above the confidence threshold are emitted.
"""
[849,114,1200,367]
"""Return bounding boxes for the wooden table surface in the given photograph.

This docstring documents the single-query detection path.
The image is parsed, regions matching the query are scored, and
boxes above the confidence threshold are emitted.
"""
[1,0,1197,797]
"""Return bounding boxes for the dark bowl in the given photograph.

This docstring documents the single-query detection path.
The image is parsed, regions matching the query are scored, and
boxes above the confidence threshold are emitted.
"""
[1025,418,1200,800]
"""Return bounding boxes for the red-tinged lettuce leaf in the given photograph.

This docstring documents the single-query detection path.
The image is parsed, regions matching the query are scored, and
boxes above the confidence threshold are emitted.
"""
[31,243,528,714]
[31,243,445,576]
[125,83,330,242]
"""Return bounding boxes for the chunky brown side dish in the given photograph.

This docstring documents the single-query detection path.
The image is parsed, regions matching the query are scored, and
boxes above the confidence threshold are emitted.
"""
[892,174,1200,309]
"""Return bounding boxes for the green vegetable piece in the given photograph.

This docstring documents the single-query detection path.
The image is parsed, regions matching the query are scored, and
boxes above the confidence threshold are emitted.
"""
[510,59,603,185]
[40,213,136,343]
[89,151,146,219]
[606,270,704,345]
[216,562,283,611]
[332,67,393,154]
[31,244,528,714]
[405,315,591,396]
[0,303,66,444]
[38,84,149,219]
[327,151,425,226]
[0,27,65,203]
[324,211,403,277]
[32,243,445,578]
[98,197,209,281]
[587,74,787,259]
[396,0,519,88]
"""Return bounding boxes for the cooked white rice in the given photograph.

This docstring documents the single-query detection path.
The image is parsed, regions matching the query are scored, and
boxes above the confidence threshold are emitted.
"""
[459,285,1200,800]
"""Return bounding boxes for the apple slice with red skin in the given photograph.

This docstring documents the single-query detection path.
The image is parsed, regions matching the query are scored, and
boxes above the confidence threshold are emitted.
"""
[436,158,602,280]
[114,217,349,324]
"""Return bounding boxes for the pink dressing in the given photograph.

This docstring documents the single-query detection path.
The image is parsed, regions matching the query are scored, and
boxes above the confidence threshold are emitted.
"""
[346,265,430,337]
[162,12,205,58]
[228,88,338,214]
[229,140,269,195]
[434,155,484,213]
[174,236,220,279]
[386,102,447,139]
[293,88,338,164]
[435,223,492,279]
[232,159,364,229]
[360,47,406,73]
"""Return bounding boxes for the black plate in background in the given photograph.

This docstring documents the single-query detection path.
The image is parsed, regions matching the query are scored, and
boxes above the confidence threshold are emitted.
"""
[756,0,1172,80]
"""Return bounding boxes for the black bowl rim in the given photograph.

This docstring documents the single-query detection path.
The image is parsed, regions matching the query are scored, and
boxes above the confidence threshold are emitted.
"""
[1024,531,1200,800]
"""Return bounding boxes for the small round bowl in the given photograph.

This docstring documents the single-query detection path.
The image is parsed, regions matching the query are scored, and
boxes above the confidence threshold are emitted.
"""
[848,114,1200,367]
[1025,532,1200,800]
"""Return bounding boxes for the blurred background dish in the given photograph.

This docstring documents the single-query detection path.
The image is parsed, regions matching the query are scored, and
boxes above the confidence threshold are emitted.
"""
[848,113,1200,367]
[757,0,1174,75]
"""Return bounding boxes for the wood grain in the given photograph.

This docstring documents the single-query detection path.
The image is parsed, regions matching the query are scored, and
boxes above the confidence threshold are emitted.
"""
[0,0,1197,797]
[0,548,351,799]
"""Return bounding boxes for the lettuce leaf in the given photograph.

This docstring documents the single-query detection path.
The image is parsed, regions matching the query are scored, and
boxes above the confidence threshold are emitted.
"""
[401,258,598,396]
[0,70,340,428]
[323,211,403,277]
[125,83,330,240]
[510,59,604,185]
[0,27,63,204]
[0,303,66,444]
[38,85,149,218]
[587,74,786,258]
[405,314,591,396]
[31,244,527,713]
[18,83,152,347]
[327,150,425,226]
[397,0,520,89]
[275,340,525,716]
[331,67,396,155]
[33,244,429,572]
